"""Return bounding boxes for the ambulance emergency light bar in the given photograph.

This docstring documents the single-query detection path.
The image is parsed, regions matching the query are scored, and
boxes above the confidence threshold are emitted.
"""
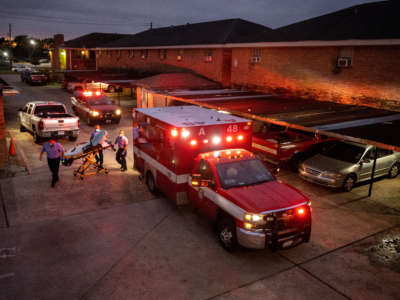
[83,90,102,97]
[134,106,252,148]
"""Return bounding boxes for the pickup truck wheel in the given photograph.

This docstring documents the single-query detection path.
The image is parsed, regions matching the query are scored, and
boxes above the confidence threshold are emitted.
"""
[217,217,237,252]
[69,136,78,142]
[19,124,26,132]
[146,172,157,194]
[388,163,399,178]
[33,132,41,144]
[342,174,356,192]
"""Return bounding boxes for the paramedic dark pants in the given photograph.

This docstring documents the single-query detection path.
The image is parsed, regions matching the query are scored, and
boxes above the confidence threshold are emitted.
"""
[47,157,60,184]
[116,149,127,170]
[96,149,103,167]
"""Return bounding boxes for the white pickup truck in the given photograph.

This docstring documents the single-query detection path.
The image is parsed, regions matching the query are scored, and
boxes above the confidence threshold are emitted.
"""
[18,101,80,143]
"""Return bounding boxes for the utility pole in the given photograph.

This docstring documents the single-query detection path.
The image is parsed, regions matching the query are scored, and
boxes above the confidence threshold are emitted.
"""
[8,23,13,69]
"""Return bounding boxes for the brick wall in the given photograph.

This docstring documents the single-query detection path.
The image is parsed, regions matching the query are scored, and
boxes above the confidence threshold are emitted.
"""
[231,45,400,111]
[98,45,400,111]
[97,48,225,83]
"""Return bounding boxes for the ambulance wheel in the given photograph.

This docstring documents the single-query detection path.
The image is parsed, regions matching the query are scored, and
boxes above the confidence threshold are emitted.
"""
[217,216,237,252]
[146,171,157,194]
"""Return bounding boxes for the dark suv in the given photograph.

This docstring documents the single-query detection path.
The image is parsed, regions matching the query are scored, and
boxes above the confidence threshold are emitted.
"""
[70,90,121,125]
[21,69,48,85]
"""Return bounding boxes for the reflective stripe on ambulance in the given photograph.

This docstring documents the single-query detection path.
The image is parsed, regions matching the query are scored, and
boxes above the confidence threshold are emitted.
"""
[133,146,188,184]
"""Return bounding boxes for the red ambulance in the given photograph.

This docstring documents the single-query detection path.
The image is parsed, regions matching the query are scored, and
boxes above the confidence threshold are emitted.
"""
[133,106,311,251]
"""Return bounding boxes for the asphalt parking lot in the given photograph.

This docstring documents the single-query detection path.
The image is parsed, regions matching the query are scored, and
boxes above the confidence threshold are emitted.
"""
[1,74,399,300]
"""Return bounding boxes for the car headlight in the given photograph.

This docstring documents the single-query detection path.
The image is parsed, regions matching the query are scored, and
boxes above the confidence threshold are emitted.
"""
[115,109,121,116]
[91,111,100,117]
[322,171,342,179]
[244,213,266,226]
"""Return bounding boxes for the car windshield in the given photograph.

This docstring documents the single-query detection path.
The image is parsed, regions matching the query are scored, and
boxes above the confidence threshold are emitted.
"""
[321,142,366,163]
[216,159,274,189]
[88,96,112,105]
[34,105,66,115]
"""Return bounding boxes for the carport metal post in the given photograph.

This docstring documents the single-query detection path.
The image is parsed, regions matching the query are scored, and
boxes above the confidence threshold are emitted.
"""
[368,147,378,197]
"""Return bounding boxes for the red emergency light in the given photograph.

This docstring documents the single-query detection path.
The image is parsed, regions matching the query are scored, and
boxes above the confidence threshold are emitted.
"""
[190,139,197,146]
[297,207,306,216]
[83,91,93,97]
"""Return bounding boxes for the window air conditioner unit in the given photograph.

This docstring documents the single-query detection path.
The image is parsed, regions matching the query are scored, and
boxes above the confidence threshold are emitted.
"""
[251,56,261,63]
[337,57,352,68]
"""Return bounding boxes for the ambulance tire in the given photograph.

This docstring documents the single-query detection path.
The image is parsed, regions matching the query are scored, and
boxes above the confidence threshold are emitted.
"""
[146,171,158,194]
[217,216,237,252]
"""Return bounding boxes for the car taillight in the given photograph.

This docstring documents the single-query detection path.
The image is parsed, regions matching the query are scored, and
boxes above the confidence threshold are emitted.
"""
[39,120,44,130]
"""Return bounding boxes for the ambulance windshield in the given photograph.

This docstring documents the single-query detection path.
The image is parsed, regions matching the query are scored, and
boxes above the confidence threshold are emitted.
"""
[216,159,274,189]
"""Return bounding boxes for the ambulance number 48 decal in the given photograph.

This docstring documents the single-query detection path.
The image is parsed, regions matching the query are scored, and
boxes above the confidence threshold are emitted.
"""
[227,125,238,133]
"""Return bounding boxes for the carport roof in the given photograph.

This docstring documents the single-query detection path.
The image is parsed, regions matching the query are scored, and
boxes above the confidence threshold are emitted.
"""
[159,89,400,151]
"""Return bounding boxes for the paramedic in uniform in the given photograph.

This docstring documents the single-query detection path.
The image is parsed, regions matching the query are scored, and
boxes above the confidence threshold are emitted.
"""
[40,139,65,187]
[115,130,128,171]
[90,124,104,168]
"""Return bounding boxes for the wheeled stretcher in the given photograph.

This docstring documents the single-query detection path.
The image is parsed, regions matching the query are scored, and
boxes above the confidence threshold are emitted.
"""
[63,130,113,180]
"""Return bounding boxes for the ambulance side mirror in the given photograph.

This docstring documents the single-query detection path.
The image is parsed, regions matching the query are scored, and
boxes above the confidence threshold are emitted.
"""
[191,174,209,187]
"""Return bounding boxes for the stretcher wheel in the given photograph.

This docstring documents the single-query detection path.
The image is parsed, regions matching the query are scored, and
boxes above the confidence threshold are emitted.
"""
[73,170,77,176]
[80,176,84,180]
[105,169,109,174]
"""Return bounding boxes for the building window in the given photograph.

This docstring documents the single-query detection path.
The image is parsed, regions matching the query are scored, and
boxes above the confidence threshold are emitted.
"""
[204,49,212,62]
[251,48,261,63]
[159,49,167,60]
[71,50,81,59]
[129,50,134,58]
[141,49,148,60]
[337,47,354,68]
[177,49,184,61]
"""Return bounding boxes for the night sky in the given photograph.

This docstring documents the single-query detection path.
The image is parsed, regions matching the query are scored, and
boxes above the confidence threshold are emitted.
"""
[0,0,379,40]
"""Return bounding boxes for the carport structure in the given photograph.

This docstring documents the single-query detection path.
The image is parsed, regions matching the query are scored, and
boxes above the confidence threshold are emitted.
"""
[155,89,400,196]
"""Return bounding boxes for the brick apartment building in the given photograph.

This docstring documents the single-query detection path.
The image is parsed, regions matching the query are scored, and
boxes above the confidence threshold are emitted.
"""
[52,0,400,111]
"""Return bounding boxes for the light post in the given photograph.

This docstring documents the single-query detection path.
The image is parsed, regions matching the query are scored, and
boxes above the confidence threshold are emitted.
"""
[29,39,36,62]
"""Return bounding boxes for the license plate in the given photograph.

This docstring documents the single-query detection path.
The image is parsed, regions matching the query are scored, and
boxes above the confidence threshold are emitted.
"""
[58,131,64,135]
[282,240,294,248]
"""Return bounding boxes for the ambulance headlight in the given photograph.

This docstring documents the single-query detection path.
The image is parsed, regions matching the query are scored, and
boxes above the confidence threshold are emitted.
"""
[91,111,100,117]
[181,129,190,138]
[115,109,121,116]
[244,213,266,225]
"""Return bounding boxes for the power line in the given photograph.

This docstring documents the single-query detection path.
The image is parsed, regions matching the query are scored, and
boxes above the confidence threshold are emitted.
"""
[0,11,146,27]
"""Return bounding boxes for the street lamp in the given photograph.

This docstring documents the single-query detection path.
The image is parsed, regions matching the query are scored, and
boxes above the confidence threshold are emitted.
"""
[29,39,37,62]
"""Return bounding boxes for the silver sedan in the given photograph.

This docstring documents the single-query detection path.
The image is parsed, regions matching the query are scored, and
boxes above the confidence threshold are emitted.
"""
[299,141,400,191]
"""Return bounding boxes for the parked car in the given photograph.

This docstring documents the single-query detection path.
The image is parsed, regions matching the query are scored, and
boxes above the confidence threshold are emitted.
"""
[70,90,121,125]
[299,141,400,191]
[252,122,336,170]
[21,69,48,85]
[11,64,30,72]
[18,101,80,143]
